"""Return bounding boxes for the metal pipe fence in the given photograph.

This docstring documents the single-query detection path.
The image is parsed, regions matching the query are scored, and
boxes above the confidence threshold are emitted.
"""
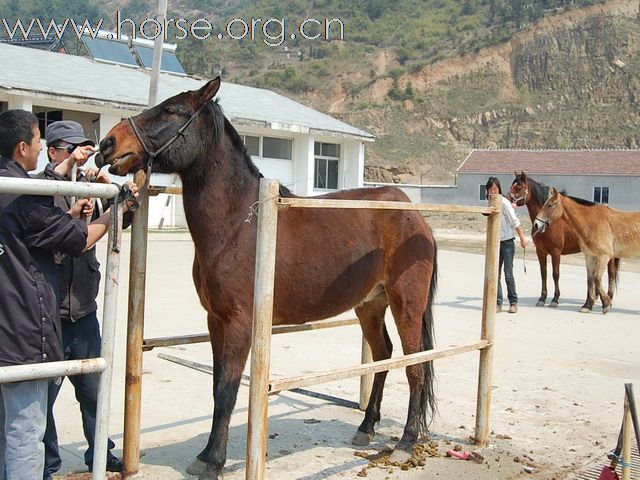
[0,177,122,480]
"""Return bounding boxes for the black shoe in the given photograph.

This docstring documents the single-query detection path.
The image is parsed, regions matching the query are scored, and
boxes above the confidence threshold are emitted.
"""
[88,456,123,473]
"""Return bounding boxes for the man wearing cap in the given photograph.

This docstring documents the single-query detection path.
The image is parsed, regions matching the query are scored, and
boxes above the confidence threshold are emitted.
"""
[0,111,136,479]
[39,120,124,477]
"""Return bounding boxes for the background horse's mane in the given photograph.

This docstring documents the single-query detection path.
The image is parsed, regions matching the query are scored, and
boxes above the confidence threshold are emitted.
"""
[211,99,293,198]
[565,194,596,207]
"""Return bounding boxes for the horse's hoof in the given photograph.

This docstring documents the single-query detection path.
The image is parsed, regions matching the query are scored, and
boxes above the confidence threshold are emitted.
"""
[579,307,591,313]
[352,430,374,446]
[199,465,222,480]
[603,305,611,314]
[389,447,413,464]
[549,301,559,308]
[186,458,207,476]
[536,300,545,307]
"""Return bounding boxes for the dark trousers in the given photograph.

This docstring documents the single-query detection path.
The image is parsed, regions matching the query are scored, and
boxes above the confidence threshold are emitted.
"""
[497,238,518,307]
[43,311,116,479]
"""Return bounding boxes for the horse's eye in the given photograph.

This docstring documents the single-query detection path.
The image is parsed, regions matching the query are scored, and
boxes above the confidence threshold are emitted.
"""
[164,106,177,115]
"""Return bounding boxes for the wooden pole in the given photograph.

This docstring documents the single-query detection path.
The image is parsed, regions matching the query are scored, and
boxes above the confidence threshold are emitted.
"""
[246,179,280,480]
[359,337,373,410]
[474,193,501,446]
[123,0,166,473]
[122,171,149,477]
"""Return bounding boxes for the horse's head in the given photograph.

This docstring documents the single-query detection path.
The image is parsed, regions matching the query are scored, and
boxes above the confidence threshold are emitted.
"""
[96,77,221,176]
[533,187,562,236]
[509,171,529,206]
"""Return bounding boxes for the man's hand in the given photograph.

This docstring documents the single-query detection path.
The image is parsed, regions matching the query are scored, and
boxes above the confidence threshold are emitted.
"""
[68,145,96,168]
[68,198,94,219]
[121,181,139,213]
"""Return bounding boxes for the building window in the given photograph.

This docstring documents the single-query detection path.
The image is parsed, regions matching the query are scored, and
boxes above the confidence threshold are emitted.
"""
[241,135,260,156]
[593,186,609,204]
[35,109,62,138]
[479,185,487,201]
[314,142,340,189]
[240,134,292,160]
[263,136,292,160]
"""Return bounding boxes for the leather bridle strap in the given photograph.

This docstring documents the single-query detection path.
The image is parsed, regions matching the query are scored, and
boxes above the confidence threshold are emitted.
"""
[128,101,210,177]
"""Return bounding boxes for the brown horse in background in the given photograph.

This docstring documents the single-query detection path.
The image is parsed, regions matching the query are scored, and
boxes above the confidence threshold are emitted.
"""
[510,172,618,310]
[95,78,438,480]
[534,188,638,313]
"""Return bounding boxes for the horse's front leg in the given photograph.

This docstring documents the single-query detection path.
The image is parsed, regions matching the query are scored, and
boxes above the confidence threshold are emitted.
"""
[190,315,252,480]
[550,251,561,307]
[580,256,597,313]
[536,250,548,306]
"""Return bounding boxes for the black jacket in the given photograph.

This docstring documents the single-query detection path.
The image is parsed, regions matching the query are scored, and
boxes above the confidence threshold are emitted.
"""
[36,163,133,321]
[0,156,88,366]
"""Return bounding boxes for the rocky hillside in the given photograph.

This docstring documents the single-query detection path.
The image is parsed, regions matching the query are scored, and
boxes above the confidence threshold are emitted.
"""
[338,0,640,184]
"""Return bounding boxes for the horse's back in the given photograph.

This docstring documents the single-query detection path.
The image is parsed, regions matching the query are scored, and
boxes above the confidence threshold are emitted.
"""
[274,186,436,324]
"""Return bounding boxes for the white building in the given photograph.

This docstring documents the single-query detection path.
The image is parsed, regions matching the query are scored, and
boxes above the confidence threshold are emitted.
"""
[0,42,374,227]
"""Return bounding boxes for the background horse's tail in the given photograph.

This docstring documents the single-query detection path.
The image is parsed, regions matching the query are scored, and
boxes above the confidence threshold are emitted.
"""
[418,241,438,439]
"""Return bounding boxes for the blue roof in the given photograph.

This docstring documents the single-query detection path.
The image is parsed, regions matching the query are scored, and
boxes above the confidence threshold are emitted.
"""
[0,43,373,140]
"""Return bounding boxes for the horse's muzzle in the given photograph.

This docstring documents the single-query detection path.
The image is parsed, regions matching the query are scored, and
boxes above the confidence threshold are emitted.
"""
[532,218,547,237]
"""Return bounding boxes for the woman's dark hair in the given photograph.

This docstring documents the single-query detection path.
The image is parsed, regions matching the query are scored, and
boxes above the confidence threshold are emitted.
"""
[485,176,502,195]
[0,110,39,158]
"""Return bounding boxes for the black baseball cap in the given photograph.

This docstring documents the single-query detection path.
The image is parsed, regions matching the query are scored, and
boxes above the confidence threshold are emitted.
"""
[45,121,95,147]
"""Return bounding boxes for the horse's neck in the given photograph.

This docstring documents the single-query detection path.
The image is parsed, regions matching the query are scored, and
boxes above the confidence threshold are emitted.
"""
[558,197,591,240]
[180,151,260,247]
[525,196,543,224]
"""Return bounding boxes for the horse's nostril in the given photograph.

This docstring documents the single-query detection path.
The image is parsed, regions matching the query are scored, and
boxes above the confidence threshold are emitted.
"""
[99,136,114,155]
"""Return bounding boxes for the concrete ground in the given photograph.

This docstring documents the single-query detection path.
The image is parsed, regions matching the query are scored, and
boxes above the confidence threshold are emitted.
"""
[51,231,640,479]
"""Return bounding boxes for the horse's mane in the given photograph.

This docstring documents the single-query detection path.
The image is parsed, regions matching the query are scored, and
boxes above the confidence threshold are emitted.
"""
[213,101,294,198]
[566,194,596,207]
[522,175,549,206]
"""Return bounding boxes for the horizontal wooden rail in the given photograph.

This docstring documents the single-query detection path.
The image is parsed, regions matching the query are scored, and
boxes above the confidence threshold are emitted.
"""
[268,340,489,394]
[278,197,495,214]
[142,318,360,351]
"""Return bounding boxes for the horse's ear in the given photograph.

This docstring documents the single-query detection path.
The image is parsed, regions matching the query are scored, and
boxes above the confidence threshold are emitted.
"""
[549,187,557,198]
[521,170,527,180]
[196,77,221,105]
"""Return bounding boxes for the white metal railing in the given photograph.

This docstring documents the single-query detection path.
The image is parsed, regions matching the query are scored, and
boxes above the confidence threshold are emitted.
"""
[0,176,122,480]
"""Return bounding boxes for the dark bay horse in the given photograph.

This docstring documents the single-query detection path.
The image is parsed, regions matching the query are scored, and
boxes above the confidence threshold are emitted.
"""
[95,78,438,480]
[510,172,618,310]
[534,188,638,313]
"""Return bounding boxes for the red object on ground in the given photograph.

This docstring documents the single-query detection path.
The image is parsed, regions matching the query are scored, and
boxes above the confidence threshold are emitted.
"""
[447,449,470,460]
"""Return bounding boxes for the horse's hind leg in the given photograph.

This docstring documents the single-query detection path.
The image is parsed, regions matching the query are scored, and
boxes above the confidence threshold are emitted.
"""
[607,258,619,300]
[386,275,435,462]
[593,257,612,313]
[190,314,252,480]
[580,256,597,313]
[550,252,561,307]
[352,293,392,447]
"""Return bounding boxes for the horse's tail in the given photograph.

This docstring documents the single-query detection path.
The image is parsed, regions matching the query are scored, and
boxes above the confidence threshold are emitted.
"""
[610,257,621,296]
[418,240,438,439]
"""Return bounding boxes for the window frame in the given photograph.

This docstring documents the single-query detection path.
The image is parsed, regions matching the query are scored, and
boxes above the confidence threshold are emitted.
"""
[314,142,341,190]
[479,184,487,201]
[593,186,609,205]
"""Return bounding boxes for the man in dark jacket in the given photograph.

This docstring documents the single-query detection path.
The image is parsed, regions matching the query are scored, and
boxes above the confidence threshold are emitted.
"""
[0,110,104,480]
[40,120,125,477]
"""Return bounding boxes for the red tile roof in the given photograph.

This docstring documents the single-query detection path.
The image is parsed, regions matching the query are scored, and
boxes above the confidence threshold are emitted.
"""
[457,149,640,176]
